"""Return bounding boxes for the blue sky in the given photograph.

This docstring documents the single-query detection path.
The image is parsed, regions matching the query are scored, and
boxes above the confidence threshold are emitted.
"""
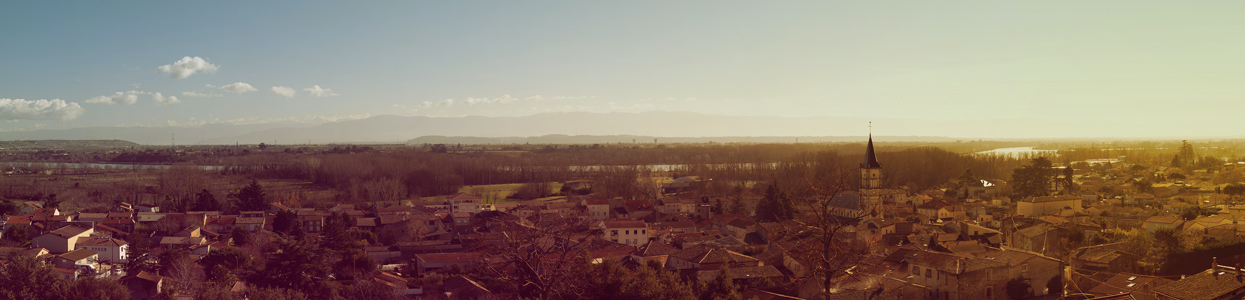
[3,1,1245,136]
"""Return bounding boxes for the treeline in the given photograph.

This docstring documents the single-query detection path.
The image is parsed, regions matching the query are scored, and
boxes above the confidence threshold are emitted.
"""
[206,144,1033,201]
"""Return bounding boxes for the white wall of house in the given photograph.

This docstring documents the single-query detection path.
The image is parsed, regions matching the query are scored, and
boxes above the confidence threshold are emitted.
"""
[75,244,128,263]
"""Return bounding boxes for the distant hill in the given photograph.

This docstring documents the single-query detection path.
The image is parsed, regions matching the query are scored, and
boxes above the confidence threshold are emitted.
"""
[407,134,960,145]
[0,111,1154,145]
[0,140,139,149]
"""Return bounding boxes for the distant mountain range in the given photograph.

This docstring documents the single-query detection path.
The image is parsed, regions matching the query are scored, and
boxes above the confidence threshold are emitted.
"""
[0,111,1174,145]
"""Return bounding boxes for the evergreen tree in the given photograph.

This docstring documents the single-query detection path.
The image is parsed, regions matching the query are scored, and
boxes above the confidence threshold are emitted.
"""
[192,189,220,211]
[273,210,298,235]
[258,239,333,298]
[1010,157,1054,198]
[231,180,268,212]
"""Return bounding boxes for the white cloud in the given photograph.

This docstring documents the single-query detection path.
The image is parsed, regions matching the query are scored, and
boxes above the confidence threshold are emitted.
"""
[181,91,221,97]
[437,99,454,106]
[465,95,519,105]
[303,85,338,97]
[152,93,181,106]
[0,99,85,121]
[86,90,147,105]
[155,56,219,79]
[217,82,257,93]
[271,86,296,98]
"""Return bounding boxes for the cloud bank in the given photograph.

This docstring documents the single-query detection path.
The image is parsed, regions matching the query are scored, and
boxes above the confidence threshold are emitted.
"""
[85,90,146,105]
[271,86,295,98]
[155,56,219,79]
[0,99,85,121]
[152,93,181,106]
[181,91,221,98]
[218,82,257,93]
[304,85,338,97]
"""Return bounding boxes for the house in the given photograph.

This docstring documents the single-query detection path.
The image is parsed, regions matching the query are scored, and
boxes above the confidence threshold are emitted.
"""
[444,275,494,299]
[53,248,98,269]
[236,216,265,232]
[1153,263,1245,300]
[1016,196,1083,217]
[447,193,483,214]
[599,220,649,246]
[1144,215,1185,233]
[125,271,164,300]
[917,200,951,221]
[1085,273,1172,300]
[74,236,129,264]
[369,271,423,296]
[583,199,611,220]
[1013,223,1064,255]
[695,265,785,287]
[414,252,486,273]
[906,248,1063,300]
[31,224,93,254]
[666,246,762,270]
[1069,243,1140,274]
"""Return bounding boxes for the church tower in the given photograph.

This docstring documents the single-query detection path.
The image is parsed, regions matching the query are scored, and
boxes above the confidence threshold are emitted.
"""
[860,134,883,189]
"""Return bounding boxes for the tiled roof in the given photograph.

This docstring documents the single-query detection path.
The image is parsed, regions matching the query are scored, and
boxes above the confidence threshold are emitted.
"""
[696,265,784,282]
[416,252,485,263]
[76,237,128,247]
[46,224,92,239]
[4,216,31,226]
[1154,268,1245,300]
[58,248,98,261]
[447,193,482,201]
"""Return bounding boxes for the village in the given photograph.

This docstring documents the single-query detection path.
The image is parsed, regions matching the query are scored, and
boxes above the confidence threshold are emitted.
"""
[2,139,1245,300]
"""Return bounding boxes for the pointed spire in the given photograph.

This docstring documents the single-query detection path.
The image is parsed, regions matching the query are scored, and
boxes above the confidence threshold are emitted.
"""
[863,134,881,169]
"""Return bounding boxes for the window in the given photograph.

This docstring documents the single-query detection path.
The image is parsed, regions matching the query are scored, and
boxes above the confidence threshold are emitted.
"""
[912,266,920,275]
[642,230,646,234]
[986,269,992,280]
[1022,263,1029,273]
[986,287,992,299]
[926,269,932,278]
[611,230,618,235]
[625,230,629,235]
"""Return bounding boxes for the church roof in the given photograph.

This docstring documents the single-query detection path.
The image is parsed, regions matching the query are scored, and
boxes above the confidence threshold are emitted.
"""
[862,135,881,169]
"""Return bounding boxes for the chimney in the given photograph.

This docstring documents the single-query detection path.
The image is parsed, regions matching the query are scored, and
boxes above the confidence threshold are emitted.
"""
[1236,263,1241,278]
[1214,257,1218,272]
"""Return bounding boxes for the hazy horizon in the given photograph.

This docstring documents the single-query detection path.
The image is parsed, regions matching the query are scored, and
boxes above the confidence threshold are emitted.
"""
[5,1,1245,138]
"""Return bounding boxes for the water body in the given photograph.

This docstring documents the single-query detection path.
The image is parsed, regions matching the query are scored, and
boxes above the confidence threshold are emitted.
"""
[973,147,1059,158]
[0,162,224,171]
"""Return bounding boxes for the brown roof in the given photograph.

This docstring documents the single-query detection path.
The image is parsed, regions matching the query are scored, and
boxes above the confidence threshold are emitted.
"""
[4,216,31,226]
[584,199,609,205]
[696,265,784,282]
[1087,273,1173,297]
[235,217,265,224]
[58,248,98,261]
[354,217,377,227]
[416,252,485,264]
[46,224,92,239]
[76,213,108,220]
[447,193,482,201]
[76,237,128,247]
[136,271,162,283]
[1154,268,1245,300]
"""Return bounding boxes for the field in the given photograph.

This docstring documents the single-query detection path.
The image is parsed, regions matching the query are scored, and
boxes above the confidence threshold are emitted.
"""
[459,182,566,203]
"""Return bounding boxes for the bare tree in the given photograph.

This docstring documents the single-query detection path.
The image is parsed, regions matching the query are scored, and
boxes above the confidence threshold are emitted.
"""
[481,216,600,300]
[767,167,869,298]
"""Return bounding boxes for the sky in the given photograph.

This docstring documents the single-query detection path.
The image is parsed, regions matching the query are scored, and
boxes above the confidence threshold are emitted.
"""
[3,1,1245,137]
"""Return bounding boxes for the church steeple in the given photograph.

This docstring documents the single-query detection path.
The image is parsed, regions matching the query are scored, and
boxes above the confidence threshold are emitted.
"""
[862,134,881,169]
